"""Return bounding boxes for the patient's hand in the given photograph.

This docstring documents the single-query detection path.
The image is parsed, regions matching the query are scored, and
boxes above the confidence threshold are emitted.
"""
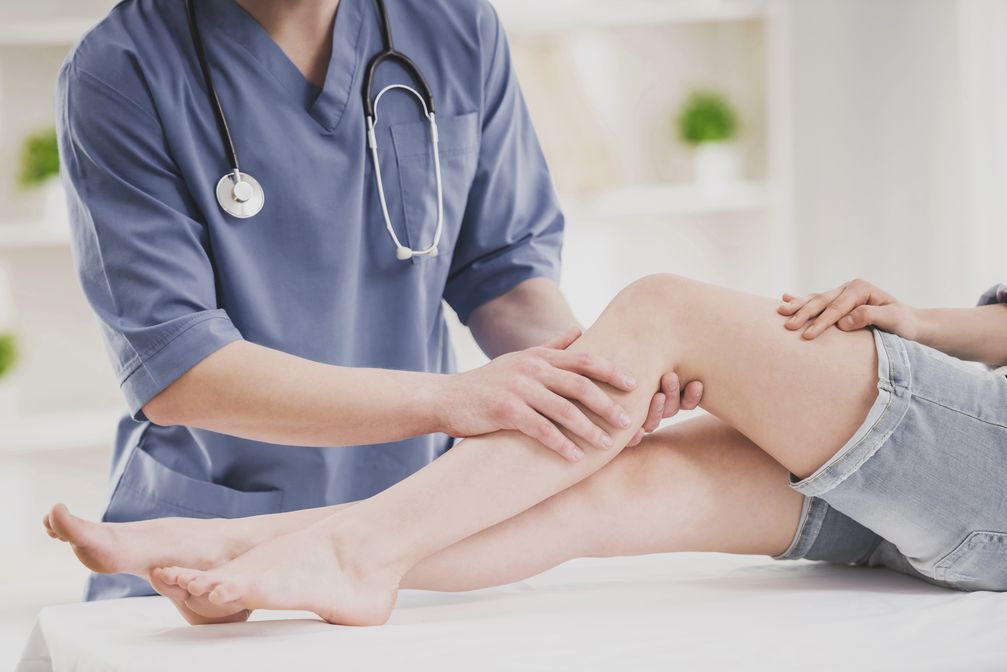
[777,278,920,341]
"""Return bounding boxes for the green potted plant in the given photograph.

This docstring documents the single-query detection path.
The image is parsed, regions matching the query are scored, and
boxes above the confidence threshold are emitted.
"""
[677,90,741,185]
[0,332,18,418]
[18,128,66,229]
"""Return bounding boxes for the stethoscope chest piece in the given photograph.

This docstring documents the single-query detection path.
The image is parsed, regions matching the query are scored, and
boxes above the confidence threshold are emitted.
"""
[215,171,265,219]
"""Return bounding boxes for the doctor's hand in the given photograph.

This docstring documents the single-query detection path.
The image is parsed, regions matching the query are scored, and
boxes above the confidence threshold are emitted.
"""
[777,279,920,341]
[440,328,641,462]
[625,372,704,447]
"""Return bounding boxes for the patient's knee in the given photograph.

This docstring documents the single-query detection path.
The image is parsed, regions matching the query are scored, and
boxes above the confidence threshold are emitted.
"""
[608,274,699,328]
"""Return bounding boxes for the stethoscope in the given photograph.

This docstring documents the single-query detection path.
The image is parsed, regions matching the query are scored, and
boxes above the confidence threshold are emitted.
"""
[185,0,444,261]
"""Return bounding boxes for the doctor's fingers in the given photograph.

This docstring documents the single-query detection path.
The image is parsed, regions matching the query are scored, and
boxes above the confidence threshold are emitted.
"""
[679,380,704,411]
[641,393,667,434]
[528,383,622,453]
[513,408,585,462]
[533,348,638,392]
[544,368,632,430]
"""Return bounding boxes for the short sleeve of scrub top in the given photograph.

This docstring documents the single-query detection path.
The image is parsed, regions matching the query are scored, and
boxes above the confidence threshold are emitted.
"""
[442,6,565,324]
[57,61,243,420]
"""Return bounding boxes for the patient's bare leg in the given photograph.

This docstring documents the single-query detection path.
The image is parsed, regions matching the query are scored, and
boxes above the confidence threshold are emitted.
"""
[158,415,797,620]
[48,413,794,620]
[401,415,802,591]
[163,275,877,625]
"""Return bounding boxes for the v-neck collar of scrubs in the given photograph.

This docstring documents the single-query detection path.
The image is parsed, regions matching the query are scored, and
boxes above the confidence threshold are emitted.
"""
[202,0,366,133]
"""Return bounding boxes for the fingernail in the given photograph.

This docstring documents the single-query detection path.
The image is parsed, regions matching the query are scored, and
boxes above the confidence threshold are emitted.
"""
[570,446,585,460]
[601,434,613,449]
[842,316,854,327]
[618,412,631,428]
[623,375,637,389]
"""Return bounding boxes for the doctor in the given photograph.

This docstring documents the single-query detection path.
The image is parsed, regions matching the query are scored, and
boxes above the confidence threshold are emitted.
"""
[57,0,701,600]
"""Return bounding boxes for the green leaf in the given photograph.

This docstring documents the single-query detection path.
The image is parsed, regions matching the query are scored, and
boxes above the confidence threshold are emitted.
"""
[677,91,739,145]
[0,333,17,379]
[18,128,60,189]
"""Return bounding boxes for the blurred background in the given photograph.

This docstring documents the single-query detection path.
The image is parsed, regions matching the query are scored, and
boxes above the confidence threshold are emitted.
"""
[1,0,1005,664]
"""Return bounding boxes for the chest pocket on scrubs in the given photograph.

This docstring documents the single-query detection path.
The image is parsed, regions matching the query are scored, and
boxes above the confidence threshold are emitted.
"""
[390,112,479,260]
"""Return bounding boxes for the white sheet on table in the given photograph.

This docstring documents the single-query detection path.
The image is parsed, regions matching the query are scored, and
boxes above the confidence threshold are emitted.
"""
[16,552,1007,672]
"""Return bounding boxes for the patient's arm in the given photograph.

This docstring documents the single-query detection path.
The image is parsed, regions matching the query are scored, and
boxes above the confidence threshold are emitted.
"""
[912,307,1007,368]
[779,278,1007,367]
[161,274,880,625]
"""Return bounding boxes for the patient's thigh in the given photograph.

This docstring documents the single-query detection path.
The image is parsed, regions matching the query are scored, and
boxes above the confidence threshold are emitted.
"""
[619,275,880,480]
[584,414,803,559]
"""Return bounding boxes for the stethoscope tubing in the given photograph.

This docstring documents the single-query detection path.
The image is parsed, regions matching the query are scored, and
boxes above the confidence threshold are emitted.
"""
[185,0,241,176]
[188,0,444,258]
[366,84,444,259]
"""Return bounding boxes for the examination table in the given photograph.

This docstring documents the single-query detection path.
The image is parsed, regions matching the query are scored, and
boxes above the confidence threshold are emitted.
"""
[17,553,1007,671]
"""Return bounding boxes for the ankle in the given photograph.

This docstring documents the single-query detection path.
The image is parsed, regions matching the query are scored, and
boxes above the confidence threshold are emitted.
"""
[199,518,257,566]
[316,517,413,582]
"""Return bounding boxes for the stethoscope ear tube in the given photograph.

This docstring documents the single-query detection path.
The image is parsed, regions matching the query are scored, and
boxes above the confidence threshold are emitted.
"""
[362,51,437,119]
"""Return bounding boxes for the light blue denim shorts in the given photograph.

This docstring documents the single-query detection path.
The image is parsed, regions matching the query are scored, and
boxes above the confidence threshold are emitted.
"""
[775,329,1007,591]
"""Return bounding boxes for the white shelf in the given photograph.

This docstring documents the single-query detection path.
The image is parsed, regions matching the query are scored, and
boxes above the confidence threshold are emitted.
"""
[0,222,71,251]
[563,181,771,221]
[494,0,769,35]
[0,409,121,456]
[0,19,97,46]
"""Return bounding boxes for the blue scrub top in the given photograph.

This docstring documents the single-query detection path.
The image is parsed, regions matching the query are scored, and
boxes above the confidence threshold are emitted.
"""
[56,0,564,599]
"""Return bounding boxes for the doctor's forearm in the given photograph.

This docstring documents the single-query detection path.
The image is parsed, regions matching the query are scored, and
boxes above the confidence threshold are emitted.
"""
[469,278,580,358]
[142,341,444,447]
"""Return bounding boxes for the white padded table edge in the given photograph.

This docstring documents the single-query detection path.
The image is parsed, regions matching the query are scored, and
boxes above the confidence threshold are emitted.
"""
[17,553,1007,672]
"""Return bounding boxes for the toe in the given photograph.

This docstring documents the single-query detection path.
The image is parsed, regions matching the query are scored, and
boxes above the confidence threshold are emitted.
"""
[157,567,182,586]
[150,568,191,602]
[47,504,73,540]
[48,504,87,546]
[209,580,247,607]
[186,573,222,597]
[165,567,201,589]
[151,569,251,626]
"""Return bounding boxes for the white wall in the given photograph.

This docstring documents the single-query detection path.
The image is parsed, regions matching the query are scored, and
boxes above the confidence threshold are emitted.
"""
[789,0,1005,307]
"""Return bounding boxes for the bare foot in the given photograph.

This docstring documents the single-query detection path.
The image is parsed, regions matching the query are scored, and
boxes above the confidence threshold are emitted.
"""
[45,503,245,577]
[160,521,402,626]
[45,503,256,625]
[150,568,251,625]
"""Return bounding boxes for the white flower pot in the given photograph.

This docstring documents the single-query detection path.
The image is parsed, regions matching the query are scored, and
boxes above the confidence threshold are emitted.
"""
[41,178,70,232]
[692,142,742,186]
